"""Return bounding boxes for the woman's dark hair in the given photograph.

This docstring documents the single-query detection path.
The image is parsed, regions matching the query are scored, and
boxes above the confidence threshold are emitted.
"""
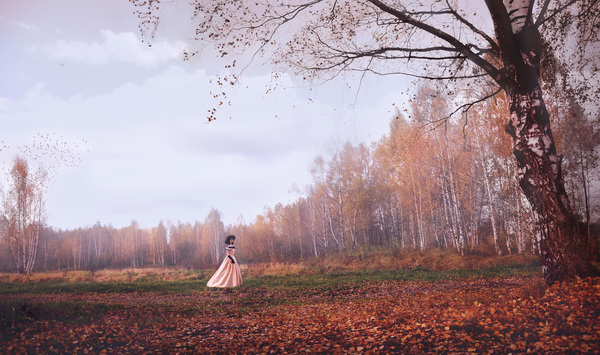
[225,235,236,244]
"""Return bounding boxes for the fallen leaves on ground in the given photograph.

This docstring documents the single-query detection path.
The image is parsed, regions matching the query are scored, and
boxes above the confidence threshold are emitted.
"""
[1,276,599,354]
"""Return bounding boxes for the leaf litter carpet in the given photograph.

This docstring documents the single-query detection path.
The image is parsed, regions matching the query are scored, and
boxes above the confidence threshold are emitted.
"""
[2,277,599,354]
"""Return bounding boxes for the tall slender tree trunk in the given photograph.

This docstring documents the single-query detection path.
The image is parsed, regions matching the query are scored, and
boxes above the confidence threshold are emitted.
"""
[439,131,465,256]
[577,141,591,242]
[337,183,345,249]
[515,195,525,254]
[474,122,502,254]
[439,175,455,250]
[409,168,424,251]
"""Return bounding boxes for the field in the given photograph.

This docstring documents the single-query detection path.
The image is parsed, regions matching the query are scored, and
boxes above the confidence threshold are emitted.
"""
[1,251,599,354]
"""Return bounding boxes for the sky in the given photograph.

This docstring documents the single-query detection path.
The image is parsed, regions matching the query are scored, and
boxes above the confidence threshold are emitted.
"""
[0,0,411,230]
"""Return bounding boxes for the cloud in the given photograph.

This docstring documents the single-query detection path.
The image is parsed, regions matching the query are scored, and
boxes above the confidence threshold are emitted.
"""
[2,60,404,229]
[2,65,336,228]
[16,21,38,32]
[40,30,186,68]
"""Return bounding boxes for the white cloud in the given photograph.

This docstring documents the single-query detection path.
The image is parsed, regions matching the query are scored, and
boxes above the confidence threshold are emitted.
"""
[16,21,38,32]
[41,30,186,68]
[2,65,346,229]
[2,53,405,230]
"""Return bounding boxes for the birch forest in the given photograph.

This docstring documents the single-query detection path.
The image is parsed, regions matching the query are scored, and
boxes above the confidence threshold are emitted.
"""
[1,86,598,273]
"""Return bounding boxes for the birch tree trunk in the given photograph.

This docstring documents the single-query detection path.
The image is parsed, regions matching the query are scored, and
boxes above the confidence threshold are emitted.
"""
[409,168,425,251]
[506,83,598,282]
[474,122,502,255]
[492,0,599,283]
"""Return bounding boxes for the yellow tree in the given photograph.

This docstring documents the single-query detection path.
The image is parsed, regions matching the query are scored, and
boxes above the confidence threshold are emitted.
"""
[301,187,333,257]
[151,221,168,266]
[309,154,345,252]
[407,87,457,253]
[169,221,196,266]
[123,220,143,267]
[228,215,249,263]
[466,90,532,255]
[338,142,377,249]
[254,212,279,262]
[202,208,225,265]
[1,157,48,274]
[374,112,417,250]
[269,202,305,261]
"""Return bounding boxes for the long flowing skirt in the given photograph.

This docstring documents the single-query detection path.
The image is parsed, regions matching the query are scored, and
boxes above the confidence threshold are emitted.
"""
[207,255,242,288]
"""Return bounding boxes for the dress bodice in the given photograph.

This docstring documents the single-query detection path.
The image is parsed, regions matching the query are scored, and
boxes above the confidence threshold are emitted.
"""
[226,245,235,256]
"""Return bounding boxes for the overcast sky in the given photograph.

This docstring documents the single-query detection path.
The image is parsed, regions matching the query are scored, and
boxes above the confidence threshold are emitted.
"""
[0,0,411,230]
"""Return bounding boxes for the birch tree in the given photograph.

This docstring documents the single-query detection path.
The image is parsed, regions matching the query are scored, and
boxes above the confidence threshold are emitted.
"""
[151,221,168,266]
[1,157,48,274]
[203,208,225,264]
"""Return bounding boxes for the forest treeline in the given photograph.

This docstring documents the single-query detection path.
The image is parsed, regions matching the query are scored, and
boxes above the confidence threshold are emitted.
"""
[1,87,598,272]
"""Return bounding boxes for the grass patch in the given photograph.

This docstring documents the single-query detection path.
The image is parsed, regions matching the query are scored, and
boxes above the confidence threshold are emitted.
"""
[0,279,210,295]
[244,249,540,278]
[0,267,210,284]
[0,250,540,295]
[245,261,539,287]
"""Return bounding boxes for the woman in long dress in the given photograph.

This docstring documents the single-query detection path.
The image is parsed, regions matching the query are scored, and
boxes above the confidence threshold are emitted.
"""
[207,235,242,288]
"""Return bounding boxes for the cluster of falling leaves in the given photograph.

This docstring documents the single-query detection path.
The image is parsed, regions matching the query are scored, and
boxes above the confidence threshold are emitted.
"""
[0,132,94,183]
[2,276,599,354]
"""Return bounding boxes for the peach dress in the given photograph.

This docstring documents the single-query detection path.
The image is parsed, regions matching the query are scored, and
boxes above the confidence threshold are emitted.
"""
[207,245,242,288]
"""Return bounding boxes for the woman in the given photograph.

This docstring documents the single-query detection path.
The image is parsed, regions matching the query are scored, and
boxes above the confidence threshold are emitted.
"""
[207,235,242,288]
